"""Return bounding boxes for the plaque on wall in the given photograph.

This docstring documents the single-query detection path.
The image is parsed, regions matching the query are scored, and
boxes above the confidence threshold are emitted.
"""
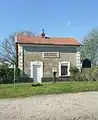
[42,52,59,58]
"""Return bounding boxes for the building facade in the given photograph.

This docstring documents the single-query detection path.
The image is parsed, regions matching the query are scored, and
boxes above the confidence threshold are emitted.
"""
[16,35,81,82]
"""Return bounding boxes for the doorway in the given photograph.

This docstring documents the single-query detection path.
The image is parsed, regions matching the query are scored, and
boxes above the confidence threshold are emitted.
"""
[33,64,41,83]
[31,61,43,83]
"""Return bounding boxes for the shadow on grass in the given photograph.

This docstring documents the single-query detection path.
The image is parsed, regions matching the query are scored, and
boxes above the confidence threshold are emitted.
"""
[31,83,43,87]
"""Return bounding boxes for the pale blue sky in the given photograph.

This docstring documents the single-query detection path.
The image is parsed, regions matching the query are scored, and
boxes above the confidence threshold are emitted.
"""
[0,0,98,41]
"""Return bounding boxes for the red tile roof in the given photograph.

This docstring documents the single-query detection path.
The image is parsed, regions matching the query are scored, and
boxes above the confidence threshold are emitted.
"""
[17,36,81,46]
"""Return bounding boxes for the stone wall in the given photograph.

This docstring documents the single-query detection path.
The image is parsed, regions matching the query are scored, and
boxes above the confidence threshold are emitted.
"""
[22,45,78,78]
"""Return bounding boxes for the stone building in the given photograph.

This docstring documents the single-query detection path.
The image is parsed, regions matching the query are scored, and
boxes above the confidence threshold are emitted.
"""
[16,32,81,82]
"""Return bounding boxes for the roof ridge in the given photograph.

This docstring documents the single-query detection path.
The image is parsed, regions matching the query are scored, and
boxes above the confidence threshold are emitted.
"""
[17,35,76,39]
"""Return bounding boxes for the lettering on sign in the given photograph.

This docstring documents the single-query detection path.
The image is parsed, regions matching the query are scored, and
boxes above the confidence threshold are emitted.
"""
[42,52,59,58]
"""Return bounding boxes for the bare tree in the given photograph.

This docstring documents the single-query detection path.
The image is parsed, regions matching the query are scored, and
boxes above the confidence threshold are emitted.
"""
[0,31,34,65]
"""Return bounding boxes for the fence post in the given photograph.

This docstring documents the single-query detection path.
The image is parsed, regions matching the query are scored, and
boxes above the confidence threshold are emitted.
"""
[14,64,16,86]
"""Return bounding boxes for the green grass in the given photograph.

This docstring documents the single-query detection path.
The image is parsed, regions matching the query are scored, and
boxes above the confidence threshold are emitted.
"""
[0,81,98,99]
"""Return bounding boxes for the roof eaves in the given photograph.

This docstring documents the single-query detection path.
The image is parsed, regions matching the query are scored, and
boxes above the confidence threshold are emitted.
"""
[16,42,81,46]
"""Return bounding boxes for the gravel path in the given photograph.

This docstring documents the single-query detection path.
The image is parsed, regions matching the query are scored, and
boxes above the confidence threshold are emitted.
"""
[0,92,98,120]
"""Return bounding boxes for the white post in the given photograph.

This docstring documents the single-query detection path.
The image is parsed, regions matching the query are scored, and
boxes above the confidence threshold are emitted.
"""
[14,64,16,85]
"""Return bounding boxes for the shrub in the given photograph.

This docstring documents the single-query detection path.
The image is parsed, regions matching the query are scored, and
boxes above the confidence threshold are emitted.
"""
[70,66,79,74]
[70,66,98,81]
[0,66,20,84]
[69,66,80,81]
[82,67,98,81]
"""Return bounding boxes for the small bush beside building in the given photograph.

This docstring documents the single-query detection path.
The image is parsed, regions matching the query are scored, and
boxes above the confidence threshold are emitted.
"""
[69,66,98,82]
[0,64,20,84]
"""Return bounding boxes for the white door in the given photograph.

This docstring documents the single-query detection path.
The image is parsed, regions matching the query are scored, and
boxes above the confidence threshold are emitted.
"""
[33,64,41,83]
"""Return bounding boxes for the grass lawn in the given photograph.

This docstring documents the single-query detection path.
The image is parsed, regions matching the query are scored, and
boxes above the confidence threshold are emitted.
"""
[0,81,98,99]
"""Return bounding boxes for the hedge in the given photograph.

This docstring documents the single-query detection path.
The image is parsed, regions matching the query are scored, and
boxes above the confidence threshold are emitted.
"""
[0,68,20,84]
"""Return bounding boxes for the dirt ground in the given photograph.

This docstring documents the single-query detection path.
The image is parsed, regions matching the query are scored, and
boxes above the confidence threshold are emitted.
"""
[0,92,98,120]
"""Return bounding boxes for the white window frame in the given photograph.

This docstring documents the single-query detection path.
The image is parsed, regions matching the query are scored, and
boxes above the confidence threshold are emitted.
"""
[59,61,70,76]
[30,61,43,78]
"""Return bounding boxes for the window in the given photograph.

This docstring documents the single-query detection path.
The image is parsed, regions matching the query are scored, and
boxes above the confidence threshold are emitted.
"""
[61,65,68,75]
[59,61,70,76]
